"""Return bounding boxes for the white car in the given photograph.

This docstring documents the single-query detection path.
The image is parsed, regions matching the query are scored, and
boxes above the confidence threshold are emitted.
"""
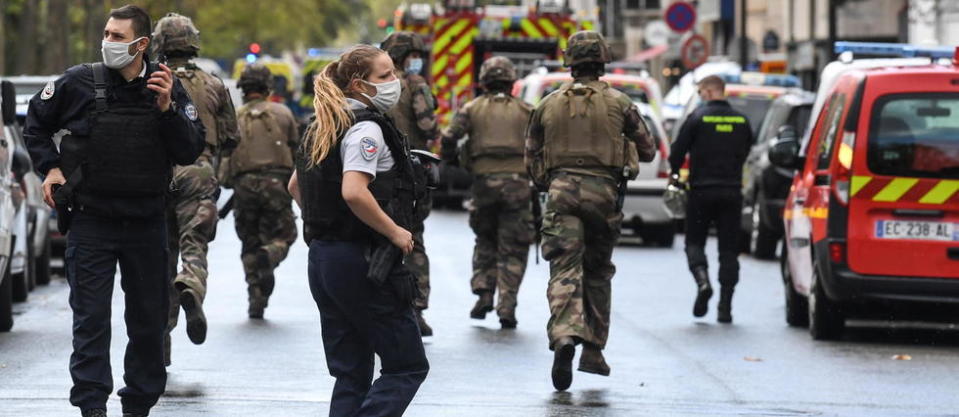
[620,102,675,247]
[1,81,19,331]
[514,68,665,118]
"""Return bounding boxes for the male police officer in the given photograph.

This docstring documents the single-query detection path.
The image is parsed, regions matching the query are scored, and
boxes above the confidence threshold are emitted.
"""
[227,64,299,319]
[382,31,438,336]
[527,31,656,391]
[669,75,753,324]
[153,12,240,363]
[23,5,204,417]
[440,56,533,329]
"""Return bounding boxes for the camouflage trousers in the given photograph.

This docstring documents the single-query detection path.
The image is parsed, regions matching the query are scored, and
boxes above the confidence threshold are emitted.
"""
[541,172,622,350]
[166,161,219,335]
[233,171,298,307]
[469,174,532,319]
[408,192,431,310]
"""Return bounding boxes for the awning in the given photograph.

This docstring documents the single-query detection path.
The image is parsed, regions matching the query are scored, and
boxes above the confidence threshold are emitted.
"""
[626,45,669,63]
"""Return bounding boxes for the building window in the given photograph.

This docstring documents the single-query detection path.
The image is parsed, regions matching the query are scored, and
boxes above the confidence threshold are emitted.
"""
[625,0,661,9]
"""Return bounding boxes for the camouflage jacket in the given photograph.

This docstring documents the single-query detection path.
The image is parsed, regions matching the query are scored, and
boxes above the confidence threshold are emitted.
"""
[526,78,656,188]
[169,59,239,164]
[387,70,437,150]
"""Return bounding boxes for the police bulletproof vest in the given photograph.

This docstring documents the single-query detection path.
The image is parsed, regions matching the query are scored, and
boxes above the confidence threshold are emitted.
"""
[298,108,416,243]
[541,81,627,173]
[60,63,170,197]
[231,100,294,176]
[467,94,529,175]
[174,64,222,159]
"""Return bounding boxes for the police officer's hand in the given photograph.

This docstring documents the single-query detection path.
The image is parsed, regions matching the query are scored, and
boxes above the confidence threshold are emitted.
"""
[42,168,66,208]
[389,226,414,255]
[147,63,174,113]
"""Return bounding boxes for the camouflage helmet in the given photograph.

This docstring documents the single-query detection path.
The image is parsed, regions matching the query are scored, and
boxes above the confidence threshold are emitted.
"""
[479,56,517,84]
[563,30,612,67]
[238,63,273,93]
[381,31,428,65]
[151,13,200,55]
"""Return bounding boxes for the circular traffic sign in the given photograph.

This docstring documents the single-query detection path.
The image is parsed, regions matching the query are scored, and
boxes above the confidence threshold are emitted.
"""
[665,1,697,33]
[681,34,710,70]
[644,20,670,47]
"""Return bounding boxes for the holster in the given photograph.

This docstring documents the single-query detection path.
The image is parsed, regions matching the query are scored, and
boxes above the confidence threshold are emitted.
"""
[52,164,84,235]
[367,240,417,306]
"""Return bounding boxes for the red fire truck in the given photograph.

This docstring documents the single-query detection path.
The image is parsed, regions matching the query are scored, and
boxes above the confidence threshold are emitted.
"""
[393,0,594,125]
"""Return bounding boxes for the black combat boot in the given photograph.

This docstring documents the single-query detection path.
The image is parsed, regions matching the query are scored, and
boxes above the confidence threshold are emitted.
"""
[122,413,148,417]
[416,309,433,336]
[578,344,610,376]
[81,409,107,417]
[717,287,734,324]
[469,291,494,319]
[692,267,713,318]
[179,288,207,345]
[499,311,517,329]
[551,336,576,391]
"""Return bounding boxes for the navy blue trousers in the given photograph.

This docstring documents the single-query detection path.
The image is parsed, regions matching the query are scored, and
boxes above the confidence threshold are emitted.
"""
[684,187,743,288]
[65,213,169,413]
[308,240,429,417]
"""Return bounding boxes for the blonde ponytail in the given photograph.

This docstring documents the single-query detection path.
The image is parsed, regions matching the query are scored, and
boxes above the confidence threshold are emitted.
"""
[302,45,386,167]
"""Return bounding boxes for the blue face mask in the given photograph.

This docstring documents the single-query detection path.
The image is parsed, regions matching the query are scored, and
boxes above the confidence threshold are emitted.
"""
[406,58,423,75]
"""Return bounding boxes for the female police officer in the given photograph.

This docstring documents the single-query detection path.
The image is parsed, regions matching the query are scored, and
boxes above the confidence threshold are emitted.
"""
[288,45,429,416]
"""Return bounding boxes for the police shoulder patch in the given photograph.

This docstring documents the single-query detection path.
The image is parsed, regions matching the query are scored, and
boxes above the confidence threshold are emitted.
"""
[360,137,378,161]
[185,103,198,121]
[40,81,55,100]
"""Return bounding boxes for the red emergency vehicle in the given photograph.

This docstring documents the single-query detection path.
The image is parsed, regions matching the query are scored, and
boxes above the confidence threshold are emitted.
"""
[770,43,959,340]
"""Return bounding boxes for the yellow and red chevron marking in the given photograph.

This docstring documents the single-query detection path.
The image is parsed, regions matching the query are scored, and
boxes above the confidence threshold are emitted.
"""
[851,176,959,205]
[430,16,478,126]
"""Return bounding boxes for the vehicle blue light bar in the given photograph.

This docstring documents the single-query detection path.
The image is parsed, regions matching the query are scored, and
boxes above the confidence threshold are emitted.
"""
[718,72,800,88]
[834,42,955,59]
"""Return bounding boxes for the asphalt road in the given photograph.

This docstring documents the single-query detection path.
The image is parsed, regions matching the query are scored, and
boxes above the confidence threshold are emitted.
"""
[2,209,959,416]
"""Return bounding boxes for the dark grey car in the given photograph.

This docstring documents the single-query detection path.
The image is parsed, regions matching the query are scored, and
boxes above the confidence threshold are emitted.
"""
[741,89,815,259]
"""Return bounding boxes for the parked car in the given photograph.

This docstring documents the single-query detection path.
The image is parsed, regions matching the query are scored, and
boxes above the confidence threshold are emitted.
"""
[10,75,67,272]
[741,89,815,259]
[1,81,20,331]
[621,102,674,246]
[6,78,54,296]
[662,60,742,134]
[771,42,959,340]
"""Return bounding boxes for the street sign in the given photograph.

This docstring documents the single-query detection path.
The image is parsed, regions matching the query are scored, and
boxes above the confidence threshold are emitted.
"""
[681,34,709,70]
[644,21,670,47]
[665,1,696,33]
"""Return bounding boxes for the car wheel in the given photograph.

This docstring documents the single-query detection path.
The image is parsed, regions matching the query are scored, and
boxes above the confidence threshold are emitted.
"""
[781,244,808,327]
[35,236,52,286]
[0,260,13,332]
[808,258,844,340]
[751,196,779,260]
[12,238,29,303]
[640,223,675,248]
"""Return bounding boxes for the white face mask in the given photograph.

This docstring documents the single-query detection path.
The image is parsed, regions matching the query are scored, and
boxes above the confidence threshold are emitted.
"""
[101,37,146,70]
[361,78,402,112]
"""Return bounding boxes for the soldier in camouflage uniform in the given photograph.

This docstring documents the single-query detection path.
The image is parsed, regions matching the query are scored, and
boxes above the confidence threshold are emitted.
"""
[440,56,532,329]
[382,32,438,336]
[527,31,656,391]
[228,64,299,319]
[152,13,240,364]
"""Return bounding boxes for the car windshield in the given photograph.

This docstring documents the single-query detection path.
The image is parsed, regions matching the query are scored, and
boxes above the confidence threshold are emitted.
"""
[868,93,959,179]
[541,82,650,104]
[726,95,775,137]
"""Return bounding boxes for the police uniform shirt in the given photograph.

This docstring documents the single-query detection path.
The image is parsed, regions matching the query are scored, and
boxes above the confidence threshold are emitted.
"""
[341,98,395,177]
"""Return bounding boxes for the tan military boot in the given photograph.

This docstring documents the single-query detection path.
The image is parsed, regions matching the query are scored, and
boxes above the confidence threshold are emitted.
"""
[578,344,610,376]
